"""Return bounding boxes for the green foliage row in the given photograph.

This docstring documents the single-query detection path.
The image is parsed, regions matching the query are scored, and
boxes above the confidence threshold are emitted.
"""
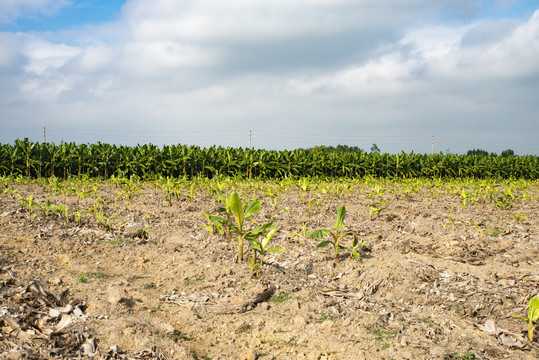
[1,139,538,179]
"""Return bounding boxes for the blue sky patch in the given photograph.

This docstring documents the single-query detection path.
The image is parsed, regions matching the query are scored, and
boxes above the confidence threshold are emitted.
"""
[0,0,126,32]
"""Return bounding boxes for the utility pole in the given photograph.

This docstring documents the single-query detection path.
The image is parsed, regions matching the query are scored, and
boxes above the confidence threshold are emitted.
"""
[431,135,434,155]
[249,130,252,149]
[43,127,46,143]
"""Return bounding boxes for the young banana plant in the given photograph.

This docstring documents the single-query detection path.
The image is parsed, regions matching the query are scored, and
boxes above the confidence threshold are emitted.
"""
[307,206,366,264]
[205,191,281,269]
[214,189,234,242]
[512,297,539,342]
[203,189,238,242]
[247,227,283,278]
[227,192,261,262]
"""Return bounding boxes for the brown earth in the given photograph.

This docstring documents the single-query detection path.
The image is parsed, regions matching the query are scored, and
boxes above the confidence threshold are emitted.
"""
[1,179,538,360]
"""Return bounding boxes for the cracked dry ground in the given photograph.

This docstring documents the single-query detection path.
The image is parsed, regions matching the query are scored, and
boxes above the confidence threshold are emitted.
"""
[1,181,538,359]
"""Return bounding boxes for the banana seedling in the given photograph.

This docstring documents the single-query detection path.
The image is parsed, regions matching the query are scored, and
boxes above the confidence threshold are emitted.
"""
[299,178,312,202]
[228,192,261,262]
[203,189,234,242]
[247,227,283,278]
[51,203,70,223]
[513,212,528,224]
[205,191,278,265]
[19,195,36,213]
[289,222,307,245]
[307,199,315,218]
[76,187,93,205]
[512,297,539,342]
[307,206,366,264]
[160,177,182,206]
[203,211,227,236]
[467,220,483,239]
[369,199,387,220]
[448,216,456,232]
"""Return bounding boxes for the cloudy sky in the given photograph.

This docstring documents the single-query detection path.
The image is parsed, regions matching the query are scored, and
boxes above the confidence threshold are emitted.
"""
[1,0,538,154]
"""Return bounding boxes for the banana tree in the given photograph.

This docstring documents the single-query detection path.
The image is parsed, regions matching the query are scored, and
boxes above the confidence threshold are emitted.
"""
[14,138,39,177]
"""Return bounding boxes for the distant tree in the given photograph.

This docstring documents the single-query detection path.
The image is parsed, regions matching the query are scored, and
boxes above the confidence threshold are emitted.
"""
[336,145,363,153]
[370,143,380,154]
[501,149,514,157]
[336,144,349,152]
[310,145,331,153]
[306,145,364,153]
[467,149,489,156]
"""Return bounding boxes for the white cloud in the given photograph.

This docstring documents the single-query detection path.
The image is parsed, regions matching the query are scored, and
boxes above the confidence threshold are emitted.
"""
[0,32,24,70]
[119,41,220,76]
[402,9,539,80]
[22,35,80,74]
[67,45,114,73]
[122,0,450,43]
[286,52,422,96]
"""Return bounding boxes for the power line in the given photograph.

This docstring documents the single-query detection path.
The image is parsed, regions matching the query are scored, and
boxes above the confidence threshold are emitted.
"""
[2,127,538,154]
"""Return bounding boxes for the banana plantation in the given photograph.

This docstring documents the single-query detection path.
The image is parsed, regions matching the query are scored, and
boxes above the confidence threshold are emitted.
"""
[1,139,538,179]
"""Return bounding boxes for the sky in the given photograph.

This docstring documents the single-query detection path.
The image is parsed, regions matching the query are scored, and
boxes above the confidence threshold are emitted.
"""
[1,0,538,155]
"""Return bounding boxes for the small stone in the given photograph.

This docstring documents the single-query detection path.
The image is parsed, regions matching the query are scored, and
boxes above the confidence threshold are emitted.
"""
[400,350,413,359]
[107,287,126,305]
[404,224,415,233]
[293,316,307,327]
[160,322,175,334]
[240,349,257,360]
[319,320,334,329]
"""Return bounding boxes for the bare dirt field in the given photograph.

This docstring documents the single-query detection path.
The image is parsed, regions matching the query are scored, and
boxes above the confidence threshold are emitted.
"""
[1,179,538,359]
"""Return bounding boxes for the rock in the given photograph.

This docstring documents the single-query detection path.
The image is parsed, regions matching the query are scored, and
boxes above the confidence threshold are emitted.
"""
[293,316,307,327]
[107,287,128,306]
[399,350,413,359]
[404,224,415,233]
[290,299,301,311]
[240,349,257,360]
[319,320,334,329]
[159,322,175,334]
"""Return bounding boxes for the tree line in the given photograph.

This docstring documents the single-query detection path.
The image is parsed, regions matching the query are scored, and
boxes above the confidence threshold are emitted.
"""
[1,139,537,180]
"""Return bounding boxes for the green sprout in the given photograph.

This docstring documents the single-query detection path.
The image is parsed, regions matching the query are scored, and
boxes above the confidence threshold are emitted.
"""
[307,206,366,264]
[227,192,261,262]
[369,199,387,220]
[247,227,283,278]
[205,191,277,266]
[289,222,308,245]
[512,297,539,342]
[513,212,528,224]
